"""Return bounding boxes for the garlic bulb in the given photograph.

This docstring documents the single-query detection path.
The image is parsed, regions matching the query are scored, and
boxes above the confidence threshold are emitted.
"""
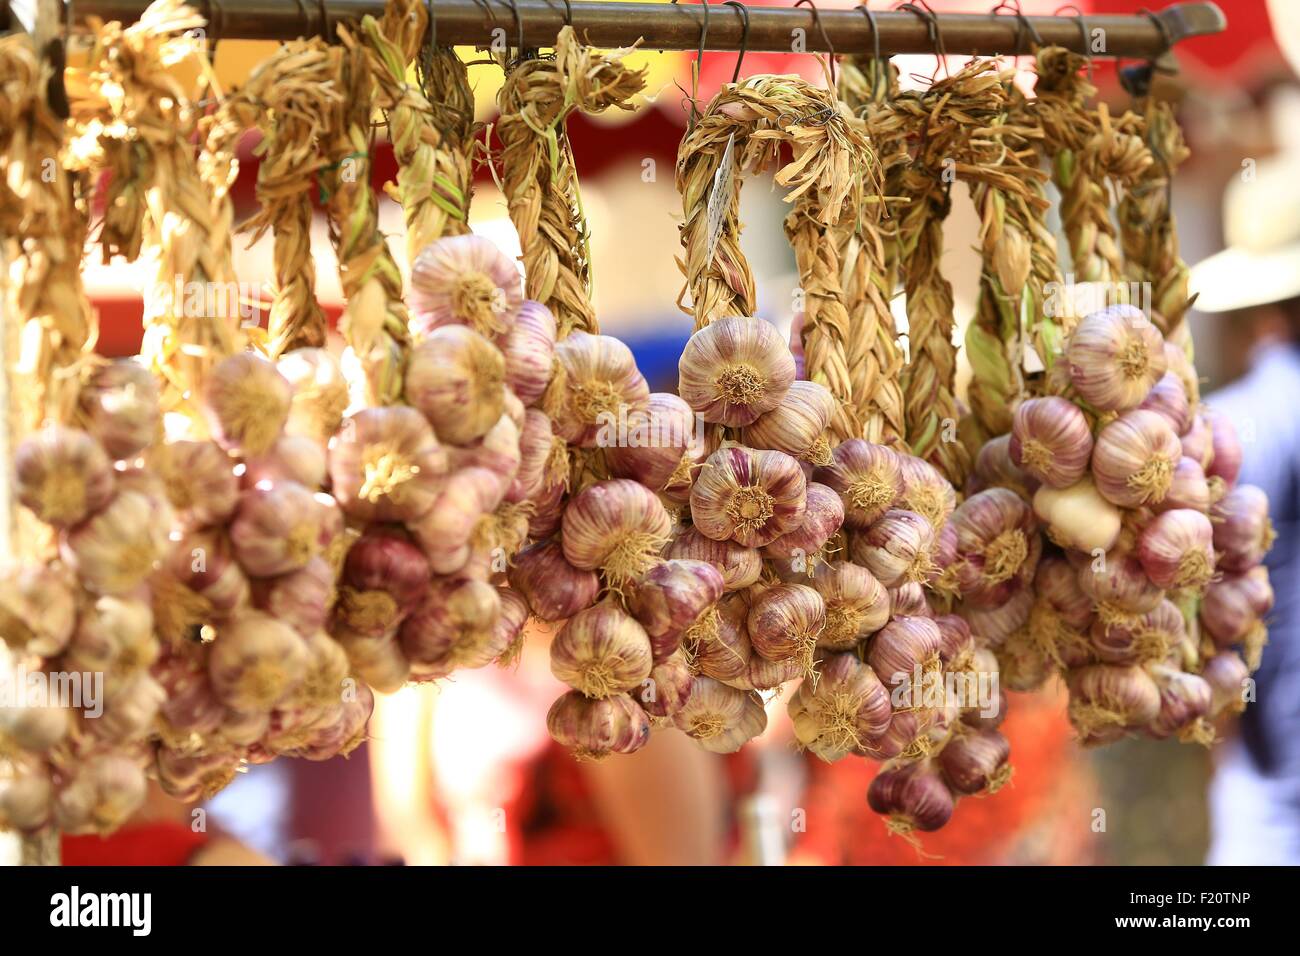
[809,562,890,650]
[62,489,173,595]
[1092,410,1181,508]
[664,526,763,591]
[208,611,309,712]
[66,594,157,675]
[1137,509,1215,589]
[400,578,501,676]
[850,509,935,588]
[550,604,654,698]
[867,762,954,834]
[337,628,411,694]
[404,325,507,446]
[0,562,77,656]
[814,439,902,529]
[230,482,338,577]
[763,481,844,564]
[691,446,807,548]
[740,379,837,465]
[1065,305,1167,411]
[672,676,767,754]
[949,488,1041,607]
[1067,663,1161,741]
[410,233,523,338]
[1010,396,1093,489]
[547,691,651,760]
[970,433,1037,500]
[604,392,705,498]
[277,348,350,443]
[639,652,695,720]
[561,479,673,587]
[939,728,1013,795]
[677,316,795,426]
[789,652,891,761]
[1032,476,1122,554]
[549,331,650,446]
[509,539,601,622]
[410,466,502,575]
[77,359,161,460]
[1211,484,1275,573]
[155,440,240,528]
[1139,371,1192,435]
[329,407,448,523]
[242,434,328,491]
[14,426,115,527]
[628,559,725,661]
[1155,457,1211,515]
[747,583,826,669]
[203,352,293,457]
[688,593,753,683]
[501,300,557,407]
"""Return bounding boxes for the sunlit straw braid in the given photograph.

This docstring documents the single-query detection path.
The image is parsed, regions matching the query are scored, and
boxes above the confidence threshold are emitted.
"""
[783,90,881,443]
[678,75,862,331]
[70,1,242,415]
[363,0,476,261]
[891,60,1008,486]
[962,72,1053,446]
[497,27,645,338]
[1119,95,1193,341]
[1035,48,1153,295]
[239,44,341,357]
[321,34,412,406]
[836,56,908,445]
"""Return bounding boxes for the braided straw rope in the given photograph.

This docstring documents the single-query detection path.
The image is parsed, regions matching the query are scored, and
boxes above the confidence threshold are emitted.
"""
[1119,96,1192,339]
[1,35,96,437]
[363,0,476,261]
[835,56,907,445]
[238,44,341,358]
[891,60,1009,486]
[678,76,862,332]
[783,90,880,443]
[962,72,1053,445]
[321,34,412,406]
[71,0,242,413]
[1035,48,1152,294]
[497,28,646,338]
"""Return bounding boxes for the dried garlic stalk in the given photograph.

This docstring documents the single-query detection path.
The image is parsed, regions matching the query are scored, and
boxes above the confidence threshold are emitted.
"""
[1036,48,1153,293]
[782,76,881,442]
[891,61,1007,486]
[0,34,96,437]
[835,56,908,445]
[961,71,1053,444]
[321,36,412,406]
[497,27,646,338]
[1119,93,1193,340]
[679,76,861,331]
[70,0,242,411]
[240,43,341,357]
[363,0,476,261]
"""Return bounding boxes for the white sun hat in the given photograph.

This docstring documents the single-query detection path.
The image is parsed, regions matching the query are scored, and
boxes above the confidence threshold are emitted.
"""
[1191,89,1300,313]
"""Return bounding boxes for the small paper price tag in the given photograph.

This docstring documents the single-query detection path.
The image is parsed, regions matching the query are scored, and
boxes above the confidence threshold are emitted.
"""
[704,132,736,270]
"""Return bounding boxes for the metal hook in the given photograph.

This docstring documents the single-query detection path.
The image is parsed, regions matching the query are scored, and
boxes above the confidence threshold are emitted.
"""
[897,1,945,82]
[722,1,749,84]
[672,0,710,129]
[990,1,1041,63]
[852,4,890,105]
[1054,4,1095,82]
[1118,8,1175,97]
[794,0,836,87]
[316,0,330,42]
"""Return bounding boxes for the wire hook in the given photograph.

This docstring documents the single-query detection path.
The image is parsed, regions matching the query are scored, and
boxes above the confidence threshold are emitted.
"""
[672,0,711,129]
[1054,4,1095,82]
[897,1,946,83]
[722,1,750,84]
[794,0,836,87]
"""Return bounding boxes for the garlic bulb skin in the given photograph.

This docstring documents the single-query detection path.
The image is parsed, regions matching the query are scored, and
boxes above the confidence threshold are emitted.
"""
[672,676,768,754]
[1065,304,1167,411]
[14,426,116,528]
[77,359,162,461]
[203,352,293,457]
[0,562,78,656]
[409,233,524,338]
[690,446,807,548]
[550,604,654,698]
[677,316,796,426]
[277,348,350,443]
[549,332,650,447]
[404,325,507,446]
[547,691,651,760]
[61,490,173,595]
[1032,477,1122,554]
[328,406,448,523]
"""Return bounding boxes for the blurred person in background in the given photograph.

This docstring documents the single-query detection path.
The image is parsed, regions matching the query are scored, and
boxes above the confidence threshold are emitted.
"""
[1193,84,1300,865]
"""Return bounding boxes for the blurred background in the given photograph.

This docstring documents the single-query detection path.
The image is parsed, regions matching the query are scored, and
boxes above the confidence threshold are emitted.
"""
[13,0,1300,865]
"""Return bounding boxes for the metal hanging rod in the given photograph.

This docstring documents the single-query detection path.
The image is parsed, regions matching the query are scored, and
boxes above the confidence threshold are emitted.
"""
[51,1,1225,58]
